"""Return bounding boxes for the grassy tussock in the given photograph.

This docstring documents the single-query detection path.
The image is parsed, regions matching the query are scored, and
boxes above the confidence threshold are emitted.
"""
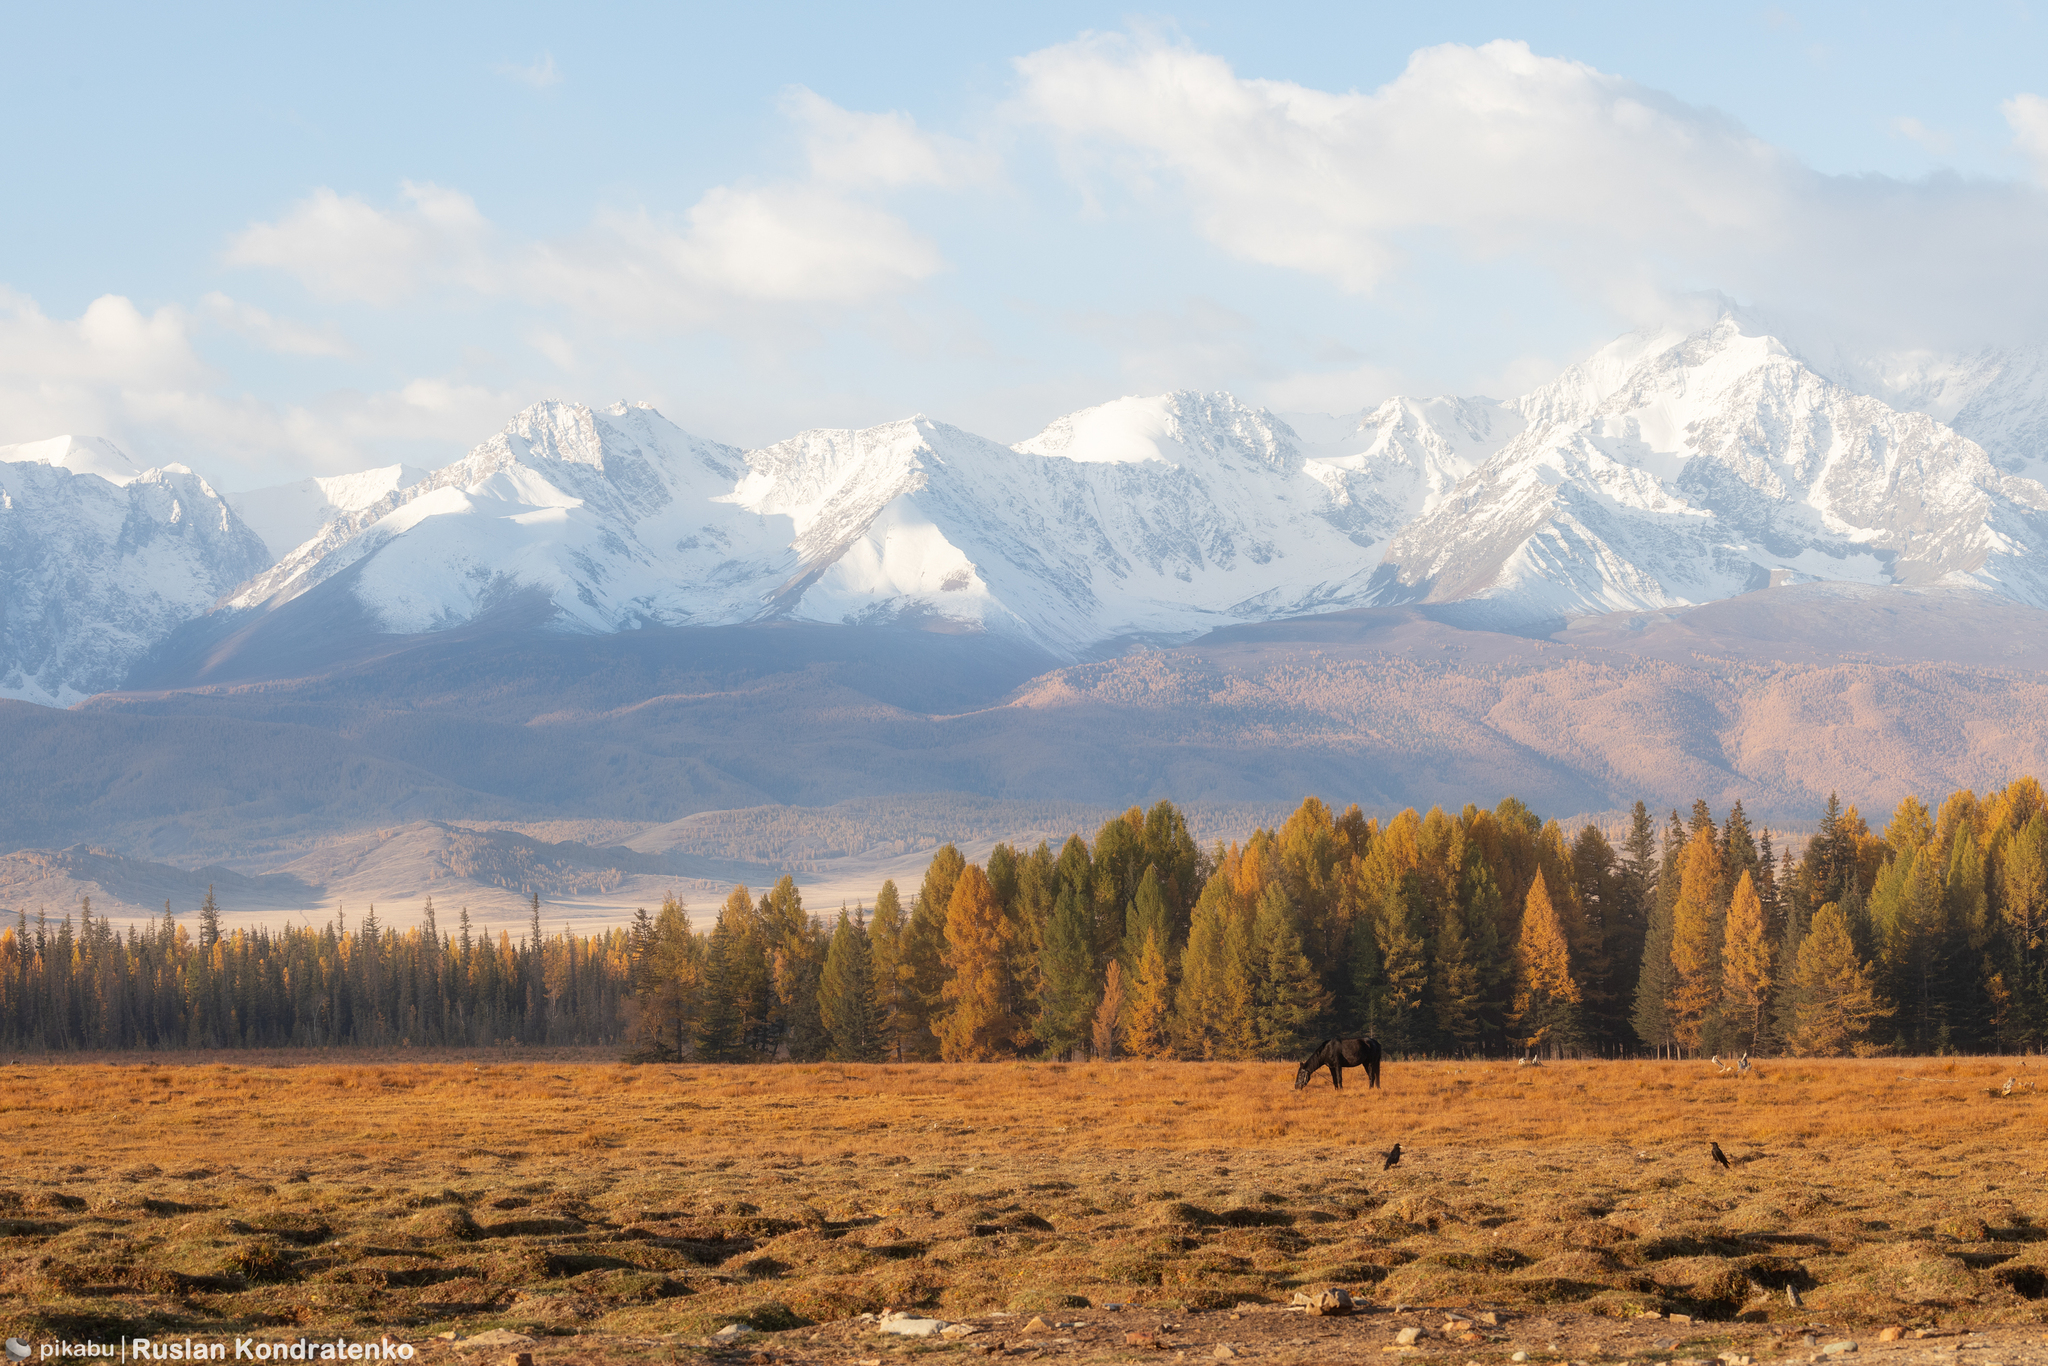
[0,1055,2044,1346]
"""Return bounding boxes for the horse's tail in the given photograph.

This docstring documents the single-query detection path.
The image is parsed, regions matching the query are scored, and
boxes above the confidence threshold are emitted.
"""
[1363,1036,1383,1089]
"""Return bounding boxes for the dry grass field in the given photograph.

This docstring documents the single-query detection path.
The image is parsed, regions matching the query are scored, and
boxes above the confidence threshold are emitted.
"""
[5,1054,2048,1364]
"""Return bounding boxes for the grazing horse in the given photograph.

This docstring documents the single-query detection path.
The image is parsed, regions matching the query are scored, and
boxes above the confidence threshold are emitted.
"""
[1295,1037,1382,1091]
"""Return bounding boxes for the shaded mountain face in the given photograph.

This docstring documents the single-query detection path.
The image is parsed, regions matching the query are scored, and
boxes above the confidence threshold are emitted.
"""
[0,452,268,705]
[7,318,2048,709]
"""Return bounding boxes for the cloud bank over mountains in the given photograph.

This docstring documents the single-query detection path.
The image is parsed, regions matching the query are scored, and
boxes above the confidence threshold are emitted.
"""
[1,32,2044,488]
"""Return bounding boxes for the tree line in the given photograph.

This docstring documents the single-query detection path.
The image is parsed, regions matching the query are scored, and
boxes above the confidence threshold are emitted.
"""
[7,778,2047,1057]
[0,894,633,1050]
[630,779,2048,1062]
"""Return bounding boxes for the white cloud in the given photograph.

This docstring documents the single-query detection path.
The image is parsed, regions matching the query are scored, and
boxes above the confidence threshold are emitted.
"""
[1891,116,1953,156]
[0,289,208,394]
[0,288,519,487]
[781,87,995,188]
[1012,34,2048,351]
[496,53,561,90]
[229,185,943,336]
[2006,93,2048,184]
[198,292,353,357]
[224,182,493,305]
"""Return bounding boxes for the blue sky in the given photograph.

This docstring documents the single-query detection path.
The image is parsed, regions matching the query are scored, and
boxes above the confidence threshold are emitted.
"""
[4,2,2046,486]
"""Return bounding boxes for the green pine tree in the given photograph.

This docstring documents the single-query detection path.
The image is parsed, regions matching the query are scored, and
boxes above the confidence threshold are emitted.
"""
[1036,885,1097,1059]
[1251,884,1328,1057]
[820,906,884,1061]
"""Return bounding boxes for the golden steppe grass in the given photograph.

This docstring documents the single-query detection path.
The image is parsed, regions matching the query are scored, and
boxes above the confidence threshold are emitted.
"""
[5,1053,2048,1357]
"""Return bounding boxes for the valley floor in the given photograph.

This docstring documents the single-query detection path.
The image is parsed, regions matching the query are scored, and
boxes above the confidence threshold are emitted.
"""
[3,1058,2045,1362]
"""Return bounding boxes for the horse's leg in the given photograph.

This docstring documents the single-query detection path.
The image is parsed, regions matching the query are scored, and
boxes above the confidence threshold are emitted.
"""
[1331,1062,1344,1090]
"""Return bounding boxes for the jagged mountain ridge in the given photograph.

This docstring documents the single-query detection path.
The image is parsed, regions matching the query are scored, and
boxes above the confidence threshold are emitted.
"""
[0,446,268,706]
[7,317,2048,706]
[1374,322,2048,620]
[228,390,1431,658]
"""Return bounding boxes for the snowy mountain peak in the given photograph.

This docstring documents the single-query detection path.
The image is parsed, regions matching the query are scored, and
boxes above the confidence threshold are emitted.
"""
[1377,314,2048,620]
[0,434,148,486]
[1016,390,1300,472]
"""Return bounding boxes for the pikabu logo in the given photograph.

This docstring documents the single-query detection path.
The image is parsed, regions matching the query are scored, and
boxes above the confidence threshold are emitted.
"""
[6,1340,31,1361]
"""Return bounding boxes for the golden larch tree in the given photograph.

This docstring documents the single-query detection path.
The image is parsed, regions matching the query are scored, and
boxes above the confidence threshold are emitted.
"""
[1720,870,1773,1051]
[1120,928,1173,1059]
[937,864,1019,1060]
[1668,826,1727,1050]
[1508,868,1581,1056]
[1092,959,1126,1059]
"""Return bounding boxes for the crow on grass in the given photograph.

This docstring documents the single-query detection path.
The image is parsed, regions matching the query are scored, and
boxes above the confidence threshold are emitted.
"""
[1710,1141,1730,1169]
[1383,1143,1402,1171]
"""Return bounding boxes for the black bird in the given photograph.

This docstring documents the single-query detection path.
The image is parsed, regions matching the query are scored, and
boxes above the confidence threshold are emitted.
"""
[1710,1141,1730,1169]
[1383,1143,1402,1171]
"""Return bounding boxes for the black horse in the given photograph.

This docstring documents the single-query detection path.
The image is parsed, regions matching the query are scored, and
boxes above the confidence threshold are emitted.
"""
[1295,1036,1382,1090]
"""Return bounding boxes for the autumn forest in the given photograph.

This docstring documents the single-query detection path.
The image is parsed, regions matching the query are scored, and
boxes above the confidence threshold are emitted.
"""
[5,780,2048,1060]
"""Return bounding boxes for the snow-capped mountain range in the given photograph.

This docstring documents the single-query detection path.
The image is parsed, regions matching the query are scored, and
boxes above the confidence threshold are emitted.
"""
[4,316,2047,706]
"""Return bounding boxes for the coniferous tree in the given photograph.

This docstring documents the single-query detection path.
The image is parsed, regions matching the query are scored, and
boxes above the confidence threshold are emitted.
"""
[1091,960,1125,1060]
[1123,865,1171,970]
[820,907,884,1062]
[1613,802,1658,1033]
[1720,871,1773,1052]
[1343,897,1392,1036]
[868,880,911,1060]
[1722,800,1758,892]
[696,887,758,1061]
[1373,879,1429,1054]
[1121,926,1174,1059]
[1998,812,2048,1025]
[1638,919,1681,1053]
[1509,869,1582,1056]
[1946,829,1993,1046]
[1786,902,1887,1056]
[1036,885,1097,1059]
[938,864,1019,1060]
[1430,909,1484,1055]
[1251,884,1327,1057]
[901,845,963,1059]
[762,876,828,1062]
[1756,828,1780,938]
[1569,823,1623,1049]
[1810,792,1850,910]
[1668,826,1728,1051]
[627,906,655,995]
[638,893,702,1060]
[199,886,221,952]
[1171,872,1249,1058]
